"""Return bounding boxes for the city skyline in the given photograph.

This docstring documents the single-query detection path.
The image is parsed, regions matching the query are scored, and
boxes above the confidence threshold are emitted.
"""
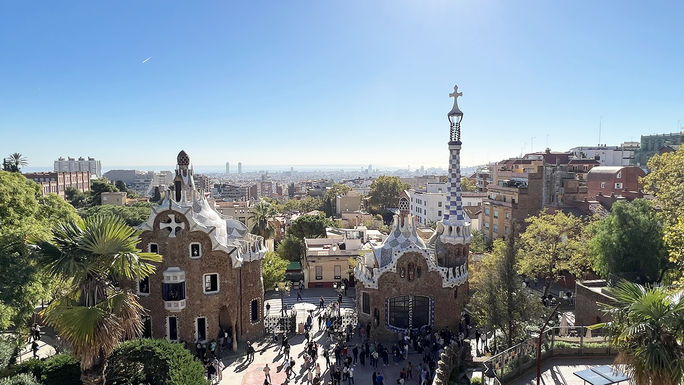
[1,1,683,168]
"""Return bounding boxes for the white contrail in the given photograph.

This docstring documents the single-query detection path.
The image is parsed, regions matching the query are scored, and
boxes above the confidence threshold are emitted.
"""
[142,56,152,64]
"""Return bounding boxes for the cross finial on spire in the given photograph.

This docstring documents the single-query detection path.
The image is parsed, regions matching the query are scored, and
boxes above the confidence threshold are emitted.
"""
[448,85,463,119]
[449,85,462,100]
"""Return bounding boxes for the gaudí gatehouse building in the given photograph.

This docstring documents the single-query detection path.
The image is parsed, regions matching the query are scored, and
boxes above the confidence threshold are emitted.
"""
[355,86,471,339]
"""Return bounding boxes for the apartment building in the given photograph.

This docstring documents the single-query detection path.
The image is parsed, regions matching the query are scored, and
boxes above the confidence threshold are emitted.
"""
[586,166,645,199]
[54,156,102,177]
[24,171,90,197]
[408,183,484,226]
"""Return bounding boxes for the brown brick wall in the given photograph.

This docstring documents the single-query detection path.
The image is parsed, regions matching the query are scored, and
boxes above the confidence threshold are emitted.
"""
[574,281,616,326]
[356,251,467,341]
[131,209,264,345]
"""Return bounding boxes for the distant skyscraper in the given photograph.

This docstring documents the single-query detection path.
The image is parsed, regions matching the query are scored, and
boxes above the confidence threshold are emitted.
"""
[225,162,230,174]
[238,162,242,174]
[368,164,372,173]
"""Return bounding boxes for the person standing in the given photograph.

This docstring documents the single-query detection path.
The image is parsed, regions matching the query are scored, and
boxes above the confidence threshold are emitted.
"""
[263,363,271,384]
[347,366,354,385]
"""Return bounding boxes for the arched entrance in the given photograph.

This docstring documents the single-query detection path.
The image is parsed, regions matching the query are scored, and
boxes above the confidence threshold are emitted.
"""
[219,305,235,351]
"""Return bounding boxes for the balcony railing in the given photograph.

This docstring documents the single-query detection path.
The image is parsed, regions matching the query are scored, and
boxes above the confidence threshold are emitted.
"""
[164,299,186,312]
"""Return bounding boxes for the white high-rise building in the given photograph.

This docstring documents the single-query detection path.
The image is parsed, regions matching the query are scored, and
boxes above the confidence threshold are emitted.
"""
[238,162,242,174]
[54,156,101,177]
[225,162,230,174]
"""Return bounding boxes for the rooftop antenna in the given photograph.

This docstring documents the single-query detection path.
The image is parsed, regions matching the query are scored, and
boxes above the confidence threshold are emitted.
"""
[598,116,602,146]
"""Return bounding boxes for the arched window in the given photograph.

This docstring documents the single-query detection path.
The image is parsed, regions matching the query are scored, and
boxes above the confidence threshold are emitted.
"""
[399,267,406,278]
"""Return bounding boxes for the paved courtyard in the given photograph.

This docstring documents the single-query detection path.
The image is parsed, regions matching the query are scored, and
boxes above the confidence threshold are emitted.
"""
[507,356,618,385]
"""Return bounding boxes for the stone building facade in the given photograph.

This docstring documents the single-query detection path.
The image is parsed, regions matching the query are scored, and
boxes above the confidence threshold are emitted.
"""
[354,86,470,340]
[131,151,267,350]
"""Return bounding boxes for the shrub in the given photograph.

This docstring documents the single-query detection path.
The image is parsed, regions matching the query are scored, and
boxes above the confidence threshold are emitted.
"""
[0,354,80,385]
[0,338,13,371]
[105,339,208,385]
[0,373,41,385]
[40,354,80,385]
[470,377,482,385]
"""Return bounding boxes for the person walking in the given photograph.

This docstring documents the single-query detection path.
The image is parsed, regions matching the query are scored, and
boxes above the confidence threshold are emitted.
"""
[347,366,354,385]
[319,296,325,310]
[323,349,331,369]
[263,363,271,384]
[31,340,39,359]
[298,290,303,302]
[352,345,358,364]
[307,369,314,385]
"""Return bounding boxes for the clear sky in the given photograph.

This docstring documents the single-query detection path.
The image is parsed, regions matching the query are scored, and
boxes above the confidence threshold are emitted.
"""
[1,1,682,170]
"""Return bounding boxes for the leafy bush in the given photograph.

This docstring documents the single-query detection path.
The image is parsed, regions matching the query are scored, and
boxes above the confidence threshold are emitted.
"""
[0,354,80,385]
[40,354,80,385]
[584,341,610,349]
[105,339,208,385]
[554,341,580,349]
[0,373,41,385]
[470,377,482,385]
[0,338,14,371]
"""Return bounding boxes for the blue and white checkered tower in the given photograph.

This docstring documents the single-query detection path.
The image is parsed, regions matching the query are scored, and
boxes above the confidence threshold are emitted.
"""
[439,85,472,244]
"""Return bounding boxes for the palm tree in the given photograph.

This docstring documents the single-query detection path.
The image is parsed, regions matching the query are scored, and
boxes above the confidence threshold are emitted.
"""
[33,215,161,385]
[3,152,27,172]
[249,201,277,239]
[597,281,684,385]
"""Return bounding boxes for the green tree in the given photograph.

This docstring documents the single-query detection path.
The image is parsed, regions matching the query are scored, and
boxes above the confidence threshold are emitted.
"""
[470,232,543,349]
[276,234,305,262]
[2,153,28,173]
[90,179,118,206]
[643,147,684,286]
[0,171,79,330]
[518,210,590,297]
[249,201,277,239]
[596,281,684,385]
[590,199,668,284]
[114,181,127,193]
[288,214,334,239]
[323,184,352,217]
[105,338,208,385]
[460,177,477,192]
[80,203,152,227]
[65,187,90,209]
[368,176,409,213]
[282,196,323,214]
[261,251,288,289]
[469,230,486,253]
[0,373,41,385]
[33,215,162,385]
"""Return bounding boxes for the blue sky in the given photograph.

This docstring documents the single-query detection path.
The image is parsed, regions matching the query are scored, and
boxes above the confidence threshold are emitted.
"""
[1,1,682,170]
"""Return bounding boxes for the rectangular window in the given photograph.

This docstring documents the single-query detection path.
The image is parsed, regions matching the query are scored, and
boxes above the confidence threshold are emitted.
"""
[438,201,442,207]
[493,210,499,219]
[601,182,606,189]
[162,282,186,301]
[334,265,341,280]
[615,183,623,189]
[196,317,207,341]
[438,210,442,217]
[484,207,490,216]
[251,299,259,323]
[138,276,150,295]
[362,292,370,315]
[190,243,201,259]
[493,224,499,233]
[315,266,323,280]
[506,212,510,220]
[203,273,219,294]
[149,243,158,253]
[167,317,178,341]
[485,222,490,229]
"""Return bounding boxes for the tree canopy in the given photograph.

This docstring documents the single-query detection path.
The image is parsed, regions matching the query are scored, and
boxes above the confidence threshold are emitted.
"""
[368,176,409,213]
[469,234,544,349]
[589,199,668,284]
[89,179,118,206]
[460,177,477,192]
[2,153,28,173]
[643,147,684,286]
[0,171,79,330]
[261,251,288,289]
[288,214,334,239]
[281,196,324,214]
[518,210,592,296]
[79,203,152,227]
[276,234,306,262]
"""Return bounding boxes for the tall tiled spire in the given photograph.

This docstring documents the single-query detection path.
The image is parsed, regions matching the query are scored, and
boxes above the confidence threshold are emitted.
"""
[439,85,471,244]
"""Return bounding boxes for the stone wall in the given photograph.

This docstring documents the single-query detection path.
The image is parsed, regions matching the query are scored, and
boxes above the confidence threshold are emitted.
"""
[574,280,615,326]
